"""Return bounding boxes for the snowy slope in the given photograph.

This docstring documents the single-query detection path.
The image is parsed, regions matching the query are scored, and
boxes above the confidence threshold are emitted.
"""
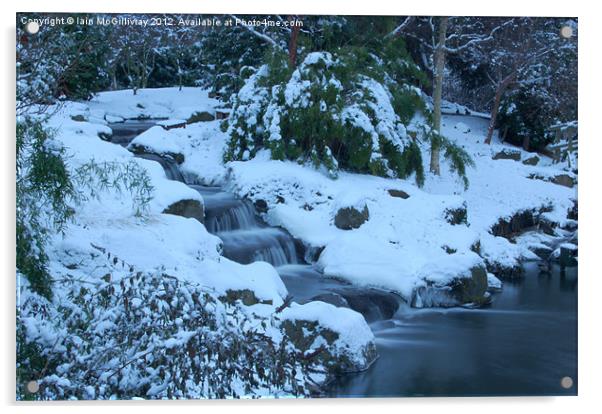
[64,87,577,304]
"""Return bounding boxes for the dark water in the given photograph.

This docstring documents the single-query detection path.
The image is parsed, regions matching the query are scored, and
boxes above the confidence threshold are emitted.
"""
[109,120,578,398]
[328,262,578,397]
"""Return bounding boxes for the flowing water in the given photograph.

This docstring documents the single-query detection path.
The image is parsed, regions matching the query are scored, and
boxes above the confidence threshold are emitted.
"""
[328,262,578,397]
[109,120,578,397]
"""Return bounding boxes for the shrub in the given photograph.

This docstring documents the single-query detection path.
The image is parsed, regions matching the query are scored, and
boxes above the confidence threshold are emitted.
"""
[17,272,322,399]
[16,118,155,298]
[497,86,559,151]
[16,118,75,299]
[225,48,429,184]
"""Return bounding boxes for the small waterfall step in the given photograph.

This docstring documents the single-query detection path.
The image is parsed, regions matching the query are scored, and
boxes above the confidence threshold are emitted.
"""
[218,228,299,267]
[110,120,158,147]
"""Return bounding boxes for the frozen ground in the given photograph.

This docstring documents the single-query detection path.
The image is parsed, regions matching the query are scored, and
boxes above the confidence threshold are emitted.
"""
[71,87,577,303]
[22,90,377,393]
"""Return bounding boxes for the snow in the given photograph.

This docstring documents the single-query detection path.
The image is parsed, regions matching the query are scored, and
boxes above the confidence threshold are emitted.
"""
[218,114,576,301]
[40,97,288,306]
[129,125,182,155]
[18,85,578,399]
[87,87,221,121]
[279,301,374,363]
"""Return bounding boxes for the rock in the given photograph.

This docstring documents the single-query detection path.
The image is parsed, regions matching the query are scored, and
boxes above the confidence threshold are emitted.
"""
[492,148,521,161]
[529,245,554,260]
[552,174,576,188]
[528,173,576,188]
[442,245,457,254]
[70,114,87,122]
[558,244,578,268]
[538,215,558,236]
[310,293,350,309]
[98,131,112,141]
[334,205,369,230]
[444,202,468,225]
[279,312,377,375]
[254,199,268,214]
[187,111,215,124]
[487,273,503,292]
[215,110,230,120]
[522,155,540,166]
[219,289,272,306]
[490,210,535,238]
[567,199,578,220]
[129,144,185,164]
[163,199,204,224]
[387,189,410,199]
[332,288,401,322]
[485,259,524,280]
[450,266,489,305]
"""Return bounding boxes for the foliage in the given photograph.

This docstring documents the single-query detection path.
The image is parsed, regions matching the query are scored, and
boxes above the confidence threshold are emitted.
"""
[74,160,154,217]
[497,86,558,151]
[17,15,111,103]
[17,272,323,400]
[225,45,430,184]
[16,118,74,299]
[16,118,155,298]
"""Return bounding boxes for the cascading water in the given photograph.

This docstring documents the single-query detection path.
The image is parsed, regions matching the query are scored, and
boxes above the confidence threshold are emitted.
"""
[108,119,577,397]
[109,120,305,271]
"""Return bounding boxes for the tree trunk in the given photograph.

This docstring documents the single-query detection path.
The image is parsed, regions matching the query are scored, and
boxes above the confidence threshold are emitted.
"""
[485,74,514,144]
[288,20,300,67]
[522,135,530,151]
[430,17,448,176]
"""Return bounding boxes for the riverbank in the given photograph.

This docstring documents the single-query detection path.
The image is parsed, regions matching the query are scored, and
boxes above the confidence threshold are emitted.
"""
[19,86,578,398]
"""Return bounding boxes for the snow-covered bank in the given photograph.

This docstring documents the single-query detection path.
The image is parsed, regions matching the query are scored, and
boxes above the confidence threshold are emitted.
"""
[18,89,379,398]
[80,87,577,308]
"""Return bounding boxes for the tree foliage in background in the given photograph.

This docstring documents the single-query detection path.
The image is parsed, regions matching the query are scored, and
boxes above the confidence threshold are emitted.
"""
[225,41,432,185]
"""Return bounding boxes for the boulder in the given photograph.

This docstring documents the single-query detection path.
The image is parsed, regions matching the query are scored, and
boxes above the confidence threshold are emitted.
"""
[529,245,554,261]
[334,205,369,230]
[279,303,378,375]
[485,259,524,280]
[450,266,489,305]
[492,149,521,161]
[522,155,540,166]
[187,111,215,124]
[552,174,576,188]
[98,131,112,141]
[310,293,350,309]
[129,144,185,165]
[332,288,401,322]
[538,215,558,236]
[254,199,268,214]
[558,244,578,268]
[163,199,204,224]
[219,289,272,306]
[528,173,576,188]
[387,189,410,199]
[490,210,535,238]
[70,114,87,122]
[215,110,230,120]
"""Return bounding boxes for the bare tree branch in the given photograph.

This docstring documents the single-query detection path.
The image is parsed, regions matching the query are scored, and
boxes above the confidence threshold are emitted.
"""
[386,16,413,38]
[229,15,285,51]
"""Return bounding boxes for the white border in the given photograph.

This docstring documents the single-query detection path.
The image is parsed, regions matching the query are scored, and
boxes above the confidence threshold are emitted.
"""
[2,1,600,413]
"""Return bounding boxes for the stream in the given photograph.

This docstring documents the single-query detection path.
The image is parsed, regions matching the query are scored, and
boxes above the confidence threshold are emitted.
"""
[109,120,578,397]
